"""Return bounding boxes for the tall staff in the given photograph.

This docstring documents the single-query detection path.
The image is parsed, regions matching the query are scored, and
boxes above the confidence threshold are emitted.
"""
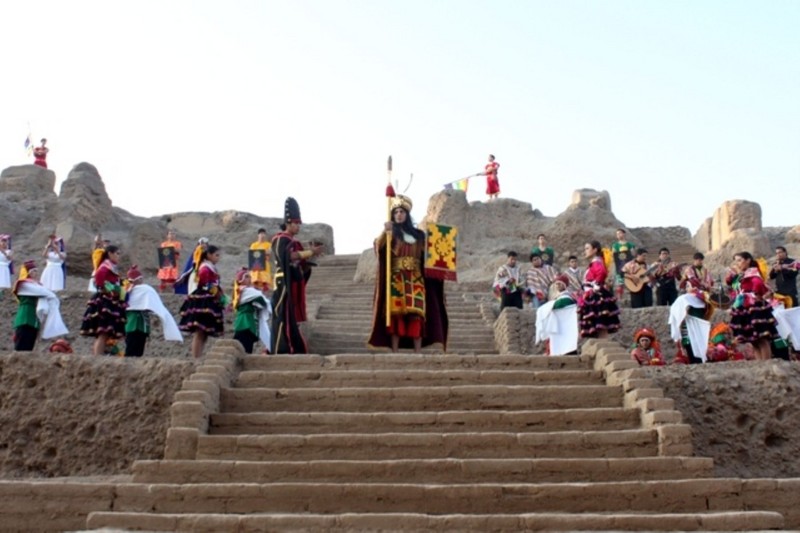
[385,156,394,327]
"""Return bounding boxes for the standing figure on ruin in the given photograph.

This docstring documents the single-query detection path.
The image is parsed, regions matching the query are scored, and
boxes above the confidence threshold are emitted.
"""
[157,229,182,292]
[249,228,272,292]
[368,194,448,353]
[480,154,500,201]
[33,138,49,168]
[727,251,788,360]
[579,240,621,339]
[270,197,323,354]
[0,234,14,289]
[40,235,66,292]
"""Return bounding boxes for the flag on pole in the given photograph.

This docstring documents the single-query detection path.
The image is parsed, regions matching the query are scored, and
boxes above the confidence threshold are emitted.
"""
[24,132,33,156]
[443,177,469,192]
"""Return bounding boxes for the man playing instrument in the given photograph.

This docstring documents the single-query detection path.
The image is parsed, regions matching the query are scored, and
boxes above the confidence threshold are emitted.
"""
[622,248,653,308]
[651,247,681,306]
[769,246,799,308]
[680,252,714,297]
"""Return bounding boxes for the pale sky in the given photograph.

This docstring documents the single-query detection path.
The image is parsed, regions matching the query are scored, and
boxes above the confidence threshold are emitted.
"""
[1,1,798,253]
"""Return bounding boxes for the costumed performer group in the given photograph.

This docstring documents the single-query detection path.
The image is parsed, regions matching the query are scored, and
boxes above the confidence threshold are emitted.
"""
[367,193,449,353]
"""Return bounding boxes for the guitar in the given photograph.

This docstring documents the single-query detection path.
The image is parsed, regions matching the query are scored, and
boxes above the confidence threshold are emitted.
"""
[624,263,659,293]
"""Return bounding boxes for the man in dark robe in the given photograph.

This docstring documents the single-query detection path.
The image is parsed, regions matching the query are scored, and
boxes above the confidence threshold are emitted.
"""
[270,197,323,354]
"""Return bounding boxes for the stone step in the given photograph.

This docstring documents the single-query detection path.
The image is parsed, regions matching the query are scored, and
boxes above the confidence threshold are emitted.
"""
[312,322,492,335]
[220,384,623,413]
[241,354,588,371]
[316,310,484,319]
[209,407,641,435]
[315,345,497,355]
[133,456,714,484]
[233,369,604,388]
[195,430,658,460]
[312,332,492,342]
[85,510,785,531]
[81,479,776,515]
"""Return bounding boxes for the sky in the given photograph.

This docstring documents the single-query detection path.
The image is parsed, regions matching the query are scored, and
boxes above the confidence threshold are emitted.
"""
[1,0,798,254]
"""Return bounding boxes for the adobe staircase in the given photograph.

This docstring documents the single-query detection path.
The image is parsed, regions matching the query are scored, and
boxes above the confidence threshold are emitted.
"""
[79,258,788,531]
[305,254,497,354]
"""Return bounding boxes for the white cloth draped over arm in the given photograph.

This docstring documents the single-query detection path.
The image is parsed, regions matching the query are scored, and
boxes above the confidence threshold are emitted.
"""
[535,299,579,356]
[668,293,706,342]
[16,283,69,339]
[684,315,711,363]
[127,284,183,342]
[773,305,800,346]
[239,286,272,349]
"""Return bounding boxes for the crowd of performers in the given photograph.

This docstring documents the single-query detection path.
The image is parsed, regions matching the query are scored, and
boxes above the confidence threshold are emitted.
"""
[493,230,800,362]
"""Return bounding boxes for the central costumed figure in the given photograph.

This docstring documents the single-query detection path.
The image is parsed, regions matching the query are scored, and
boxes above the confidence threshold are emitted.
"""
[367,194,448,353]
[270,197,323,354]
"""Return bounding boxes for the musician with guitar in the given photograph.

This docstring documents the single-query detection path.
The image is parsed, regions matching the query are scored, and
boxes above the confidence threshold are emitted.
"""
[622,248,655,308]
[651,247,682,306]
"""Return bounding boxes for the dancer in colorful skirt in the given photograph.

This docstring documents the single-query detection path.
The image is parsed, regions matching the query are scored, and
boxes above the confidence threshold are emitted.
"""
[80,245,127,355]
[579,240,621,339]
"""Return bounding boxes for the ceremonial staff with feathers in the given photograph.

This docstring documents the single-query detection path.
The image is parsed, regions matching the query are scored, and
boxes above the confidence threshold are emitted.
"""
[368,156,449,353]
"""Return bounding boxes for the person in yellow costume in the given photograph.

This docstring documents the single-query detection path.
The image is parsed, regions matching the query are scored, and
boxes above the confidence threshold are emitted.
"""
[249,228,272,291]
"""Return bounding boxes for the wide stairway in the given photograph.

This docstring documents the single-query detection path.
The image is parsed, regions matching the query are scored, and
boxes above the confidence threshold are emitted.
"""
[85,343,785,530]
[306,254,497,355]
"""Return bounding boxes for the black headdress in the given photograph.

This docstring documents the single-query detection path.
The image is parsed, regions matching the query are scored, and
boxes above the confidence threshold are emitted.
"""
[284,197,302,224]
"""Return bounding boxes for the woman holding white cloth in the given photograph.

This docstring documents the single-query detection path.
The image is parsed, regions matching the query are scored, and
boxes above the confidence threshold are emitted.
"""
[12,260,69,351]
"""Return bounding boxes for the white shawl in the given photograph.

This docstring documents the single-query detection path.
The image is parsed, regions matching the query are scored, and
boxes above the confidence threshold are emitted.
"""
[126,284,183,342]
[239,286,272,349]
[16,282,69,339]
[535,297,579,356]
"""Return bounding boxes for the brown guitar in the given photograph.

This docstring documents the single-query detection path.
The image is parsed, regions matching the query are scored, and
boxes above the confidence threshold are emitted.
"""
[624,263,658,293]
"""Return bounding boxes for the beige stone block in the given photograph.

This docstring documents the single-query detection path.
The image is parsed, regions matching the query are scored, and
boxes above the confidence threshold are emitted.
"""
[642,409,683,426]
[170,401,208,431]
[605,360,640,373]
[164,428,199,459]
[657,424,694,456]
[638,397,675,411]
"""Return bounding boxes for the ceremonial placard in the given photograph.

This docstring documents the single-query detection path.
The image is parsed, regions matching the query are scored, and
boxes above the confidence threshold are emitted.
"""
[158,246,176,268]
[425,223,458,281]
[248,249,268,271]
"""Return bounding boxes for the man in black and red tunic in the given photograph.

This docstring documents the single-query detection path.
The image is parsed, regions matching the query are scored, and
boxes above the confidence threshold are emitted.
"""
[270,197,323,354]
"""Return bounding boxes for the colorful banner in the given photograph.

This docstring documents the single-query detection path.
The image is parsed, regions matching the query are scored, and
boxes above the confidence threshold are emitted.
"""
[443,177,469,192]
[425,223,458,281]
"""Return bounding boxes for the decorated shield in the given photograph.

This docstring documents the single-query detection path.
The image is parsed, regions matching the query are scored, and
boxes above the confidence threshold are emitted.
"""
[425,223,458,281]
